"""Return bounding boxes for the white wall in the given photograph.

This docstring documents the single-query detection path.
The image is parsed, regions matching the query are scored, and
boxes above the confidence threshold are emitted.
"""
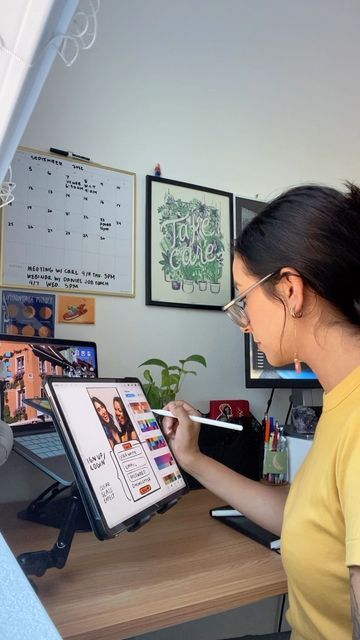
[1,0,358,501]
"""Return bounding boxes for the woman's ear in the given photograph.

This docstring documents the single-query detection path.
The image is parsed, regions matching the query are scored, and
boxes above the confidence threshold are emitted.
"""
[279,267,304,317]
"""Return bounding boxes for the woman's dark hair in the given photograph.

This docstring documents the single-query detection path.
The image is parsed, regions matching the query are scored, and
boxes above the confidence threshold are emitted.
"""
[91,396,115,426]
[113,396,124,409]
[235,182,360,327]
[91,396,106,411]
[113,396,132,435]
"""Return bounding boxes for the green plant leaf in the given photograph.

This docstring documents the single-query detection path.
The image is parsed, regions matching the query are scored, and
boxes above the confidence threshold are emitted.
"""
[168,373,180,386]
[161,389,176,406]
[180,354,207,367]
[161,369,171,387]
[147,386,162,409]
[139,358,168,369]
[143,369,154,383]
[139,353,207,407]
[161,369,179,387]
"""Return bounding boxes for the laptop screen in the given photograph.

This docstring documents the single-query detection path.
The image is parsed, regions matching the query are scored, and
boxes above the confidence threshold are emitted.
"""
[0,334,98,433]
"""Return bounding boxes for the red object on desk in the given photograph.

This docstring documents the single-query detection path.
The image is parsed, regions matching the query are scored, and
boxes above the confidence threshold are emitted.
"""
[264,416,271,443]
[209,399,250,422]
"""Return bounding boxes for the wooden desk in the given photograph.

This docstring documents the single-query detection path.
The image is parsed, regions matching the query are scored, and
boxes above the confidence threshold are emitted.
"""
[0,489,287,640]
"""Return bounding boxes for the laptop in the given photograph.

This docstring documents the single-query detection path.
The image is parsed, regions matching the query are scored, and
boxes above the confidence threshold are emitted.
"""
[0,334,98,485]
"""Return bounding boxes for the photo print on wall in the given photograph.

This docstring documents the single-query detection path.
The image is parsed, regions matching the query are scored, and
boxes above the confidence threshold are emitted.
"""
[146,176,234,309]
[1,290,55,337]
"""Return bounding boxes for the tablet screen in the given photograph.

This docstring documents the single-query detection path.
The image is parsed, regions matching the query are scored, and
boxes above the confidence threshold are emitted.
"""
[45,378,186,533]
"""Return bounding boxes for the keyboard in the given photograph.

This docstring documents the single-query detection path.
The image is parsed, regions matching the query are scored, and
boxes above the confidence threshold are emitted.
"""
[15,432,65,459]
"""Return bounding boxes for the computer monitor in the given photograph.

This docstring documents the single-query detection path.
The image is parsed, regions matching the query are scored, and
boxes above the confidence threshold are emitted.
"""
[0,334,98,431]
[236,198,322,396]
[244,333,321,390]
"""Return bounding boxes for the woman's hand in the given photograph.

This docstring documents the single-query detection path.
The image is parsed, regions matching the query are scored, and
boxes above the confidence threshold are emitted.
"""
[161,400,202,472]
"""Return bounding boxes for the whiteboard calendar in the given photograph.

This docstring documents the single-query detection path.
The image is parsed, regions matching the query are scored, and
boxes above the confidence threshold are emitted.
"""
[1,148,136,296]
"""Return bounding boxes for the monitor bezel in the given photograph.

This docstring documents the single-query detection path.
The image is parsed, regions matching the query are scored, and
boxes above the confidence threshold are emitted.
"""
[244,333,321,389]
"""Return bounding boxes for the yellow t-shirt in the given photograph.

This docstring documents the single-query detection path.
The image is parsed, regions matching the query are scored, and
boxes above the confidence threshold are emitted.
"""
[281,364,360,640]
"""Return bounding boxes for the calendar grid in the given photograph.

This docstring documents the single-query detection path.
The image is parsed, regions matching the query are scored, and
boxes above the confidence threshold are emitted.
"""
[2,148,136,297]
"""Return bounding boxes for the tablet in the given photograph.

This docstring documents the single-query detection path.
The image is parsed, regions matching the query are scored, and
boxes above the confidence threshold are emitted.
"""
[44,376,188,539]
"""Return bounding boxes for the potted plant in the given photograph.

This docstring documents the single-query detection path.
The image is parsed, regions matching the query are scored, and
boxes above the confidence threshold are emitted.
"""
[159,248,172,282]
[138,354,207,409]
[206,254,224,293]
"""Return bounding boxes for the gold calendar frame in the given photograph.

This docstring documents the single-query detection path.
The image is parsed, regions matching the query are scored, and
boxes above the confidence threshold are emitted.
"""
[1,147,136,297]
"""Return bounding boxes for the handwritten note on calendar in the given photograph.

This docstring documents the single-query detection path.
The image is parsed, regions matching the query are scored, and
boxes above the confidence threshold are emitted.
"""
[2,148,136,296]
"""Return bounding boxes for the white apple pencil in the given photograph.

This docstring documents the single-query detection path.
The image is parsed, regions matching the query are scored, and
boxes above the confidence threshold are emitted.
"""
[151,408,243,432]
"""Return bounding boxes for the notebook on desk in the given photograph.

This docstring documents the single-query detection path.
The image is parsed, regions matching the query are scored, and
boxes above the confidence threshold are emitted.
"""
[0,334,98,485]
[210,505,281,550]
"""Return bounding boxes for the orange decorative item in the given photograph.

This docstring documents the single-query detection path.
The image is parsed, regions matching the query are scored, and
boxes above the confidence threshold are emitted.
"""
[58,295,95,324]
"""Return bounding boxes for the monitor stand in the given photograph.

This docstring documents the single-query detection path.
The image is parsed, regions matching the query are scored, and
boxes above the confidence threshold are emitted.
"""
[17,481,91,531]
[290,388,314,407]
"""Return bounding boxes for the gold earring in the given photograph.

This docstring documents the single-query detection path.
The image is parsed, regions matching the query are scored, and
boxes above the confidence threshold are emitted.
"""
[293,352,302,375]
[291,309,302,374]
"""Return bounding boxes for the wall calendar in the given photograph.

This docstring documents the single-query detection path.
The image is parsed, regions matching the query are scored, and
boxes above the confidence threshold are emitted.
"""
[1,147,136,296]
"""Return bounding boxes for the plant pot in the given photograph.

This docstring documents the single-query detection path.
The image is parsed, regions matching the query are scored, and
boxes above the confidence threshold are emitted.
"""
[182,280,194,294]
[198,281,207,291]
[171,280,181,291]
[210,282,220,293]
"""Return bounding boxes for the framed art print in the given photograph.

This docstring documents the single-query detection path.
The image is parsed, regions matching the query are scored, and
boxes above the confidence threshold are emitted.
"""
[234,195,265,237]
[146,176,234,310]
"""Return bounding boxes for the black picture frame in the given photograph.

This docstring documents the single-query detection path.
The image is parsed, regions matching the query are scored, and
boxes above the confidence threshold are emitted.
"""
[235,195,265,238]
[146,176,234,310]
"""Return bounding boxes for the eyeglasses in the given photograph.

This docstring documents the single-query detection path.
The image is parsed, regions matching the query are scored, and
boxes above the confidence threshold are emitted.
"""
[222,272,275,329]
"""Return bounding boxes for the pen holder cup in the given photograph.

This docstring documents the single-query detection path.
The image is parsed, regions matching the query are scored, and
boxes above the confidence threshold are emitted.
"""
[262,448,288,485]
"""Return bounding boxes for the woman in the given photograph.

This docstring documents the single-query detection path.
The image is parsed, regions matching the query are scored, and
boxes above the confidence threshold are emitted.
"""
[113,396,138,442]
[163,183,360,640]
[91,396,122,449]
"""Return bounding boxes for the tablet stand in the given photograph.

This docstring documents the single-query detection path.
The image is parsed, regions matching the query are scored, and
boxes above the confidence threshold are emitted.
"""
[18,481,91,531]
[17,488,181,580]
[17,488,86,579]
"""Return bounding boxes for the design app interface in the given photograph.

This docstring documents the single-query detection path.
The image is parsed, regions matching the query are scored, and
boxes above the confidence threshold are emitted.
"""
[51,380,185,528]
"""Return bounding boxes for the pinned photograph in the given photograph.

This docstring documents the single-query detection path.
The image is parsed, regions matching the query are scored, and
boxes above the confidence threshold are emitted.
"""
[1,290,55,337]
